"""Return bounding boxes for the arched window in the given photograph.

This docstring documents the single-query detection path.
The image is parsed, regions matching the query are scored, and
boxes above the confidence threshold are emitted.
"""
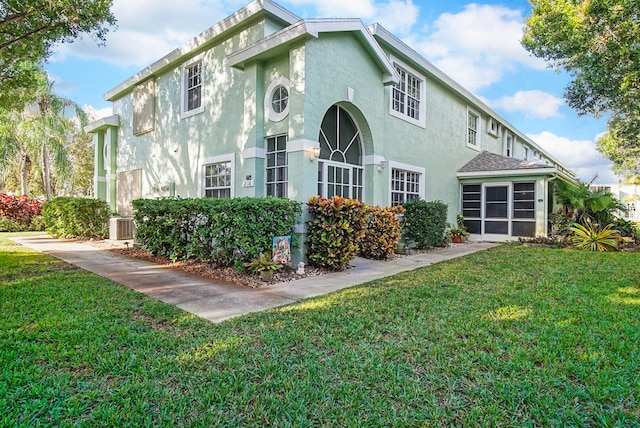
[317,105,363,200]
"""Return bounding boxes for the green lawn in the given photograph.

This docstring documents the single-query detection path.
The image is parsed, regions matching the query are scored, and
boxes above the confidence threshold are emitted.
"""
[1,232,638,426]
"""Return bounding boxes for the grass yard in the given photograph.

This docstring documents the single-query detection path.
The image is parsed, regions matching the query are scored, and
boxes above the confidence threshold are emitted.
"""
[1,232,639,426]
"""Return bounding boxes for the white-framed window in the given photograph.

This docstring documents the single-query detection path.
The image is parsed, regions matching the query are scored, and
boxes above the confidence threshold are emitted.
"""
[389,58,426,128]
[523,146,530,160]
[467,108,480,149]
[266,134,288,198]
[488,117,500,137]
[199,154,234,198]
[388,161,425,207]
[265,77,290,122]
[505,132,514,157]
[391,168,421,206]
[181,56,204,119]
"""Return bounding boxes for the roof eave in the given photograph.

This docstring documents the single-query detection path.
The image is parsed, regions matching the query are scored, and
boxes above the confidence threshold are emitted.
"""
[369,23,572,173]
[457,167,560,179]
[104,0,299,101]
[84,114,120,133]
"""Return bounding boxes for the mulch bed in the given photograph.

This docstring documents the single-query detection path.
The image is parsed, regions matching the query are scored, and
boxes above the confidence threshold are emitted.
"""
[110,247,328,288]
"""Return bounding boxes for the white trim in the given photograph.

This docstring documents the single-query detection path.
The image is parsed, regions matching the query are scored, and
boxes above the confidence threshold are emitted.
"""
[287,138,319,153]
[264,76,290,122]
[487,117,500,138]
[466,107,481,151]
[180,55,205,119]
[104,0,299,101]
[457,167,559,179]
[84,114,119,133]
[363,155,386,166]
[388,56,426,128]
[198,154,235,198]
[388,160,426,202]
[243,147,266,159]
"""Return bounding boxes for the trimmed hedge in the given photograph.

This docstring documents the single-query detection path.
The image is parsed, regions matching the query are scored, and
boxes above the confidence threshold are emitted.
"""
[306,196,366,270]
[402,199,448,249]
[359,205,403,260]
[42,197,110,239]
[132,197,302,266]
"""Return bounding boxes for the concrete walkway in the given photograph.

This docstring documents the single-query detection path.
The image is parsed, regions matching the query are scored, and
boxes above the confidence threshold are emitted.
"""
[12,235,498,323]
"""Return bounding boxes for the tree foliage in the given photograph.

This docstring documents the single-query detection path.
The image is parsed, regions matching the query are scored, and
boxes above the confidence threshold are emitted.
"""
[0,0,116,108]
[0,67,91,199]
[522,0,640,176]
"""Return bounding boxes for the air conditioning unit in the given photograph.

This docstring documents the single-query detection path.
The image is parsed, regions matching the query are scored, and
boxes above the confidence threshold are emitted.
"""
[109,217,134,240]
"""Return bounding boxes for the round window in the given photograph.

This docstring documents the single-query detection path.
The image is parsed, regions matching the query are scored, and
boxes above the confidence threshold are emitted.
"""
[265,77,290,122]
[271,85,288,114]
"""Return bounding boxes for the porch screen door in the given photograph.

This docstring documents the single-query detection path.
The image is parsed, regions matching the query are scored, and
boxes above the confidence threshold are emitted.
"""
[484,185,509,235]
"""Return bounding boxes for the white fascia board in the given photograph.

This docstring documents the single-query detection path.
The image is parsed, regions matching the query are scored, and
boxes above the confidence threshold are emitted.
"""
[228,20,313,69]
[104,0,299,101]
[369,23,572,174]
[84,114,120,133]
[457,167,559,179]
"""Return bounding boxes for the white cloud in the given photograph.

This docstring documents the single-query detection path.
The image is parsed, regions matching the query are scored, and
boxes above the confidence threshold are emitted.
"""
[83,105,113,121]
[527,131,618,184]
[51,0,232,67]
[489,90,564,119]
[285,0,418,34]
[407,4,546,92]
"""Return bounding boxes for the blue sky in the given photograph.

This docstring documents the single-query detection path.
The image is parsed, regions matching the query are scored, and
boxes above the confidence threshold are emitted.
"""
[45,0,617,183]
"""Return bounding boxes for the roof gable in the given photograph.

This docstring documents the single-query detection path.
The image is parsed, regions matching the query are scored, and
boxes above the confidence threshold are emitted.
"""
[228,19,400,86]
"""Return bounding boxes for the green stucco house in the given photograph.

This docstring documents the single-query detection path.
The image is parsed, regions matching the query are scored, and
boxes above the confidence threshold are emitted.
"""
[86,0,575,247]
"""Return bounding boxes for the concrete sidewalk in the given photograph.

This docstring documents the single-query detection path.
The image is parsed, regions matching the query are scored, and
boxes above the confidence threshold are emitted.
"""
[11,235,498,323]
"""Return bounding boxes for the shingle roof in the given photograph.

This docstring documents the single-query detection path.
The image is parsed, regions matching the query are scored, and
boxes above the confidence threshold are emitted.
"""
[458,151,550,173]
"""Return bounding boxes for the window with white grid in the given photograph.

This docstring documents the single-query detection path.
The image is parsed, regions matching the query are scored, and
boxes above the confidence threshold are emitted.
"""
[266,135,288,198]
[181,58,204,118]
[391,168,421,206]
[467,109,479,148]
[390,60,425,127]
[204,161,231,198]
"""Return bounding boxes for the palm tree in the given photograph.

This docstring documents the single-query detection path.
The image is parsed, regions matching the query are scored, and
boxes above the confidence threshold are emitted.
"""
[0,68,88,199]
[554,180,624,226]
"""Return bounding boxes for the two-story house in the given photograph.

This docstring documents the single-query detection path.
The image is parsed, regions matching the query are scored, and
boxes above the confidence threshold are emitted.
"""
[86,0,575,250]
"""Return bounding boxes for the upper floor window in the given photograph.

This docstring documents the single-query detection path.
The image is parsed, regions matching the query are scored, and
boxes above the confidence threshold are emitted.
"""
[265,77,290,122]
[181,58,204,118]
[488,117,500,137]
[467,109,480,148]
[505,132,514,157]
[389,59,426,127]
[523,146,530,160]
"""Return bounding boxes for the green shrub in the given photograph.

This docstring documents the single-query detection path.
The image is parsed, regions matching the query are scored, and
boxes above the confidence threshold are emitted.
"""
[42,197,109,239]
[570,220,620,252]
[132,197,302,265]
[0,217,29,232]
[359,205,403,260]
[402,199,448,249]
[306,196,366,270]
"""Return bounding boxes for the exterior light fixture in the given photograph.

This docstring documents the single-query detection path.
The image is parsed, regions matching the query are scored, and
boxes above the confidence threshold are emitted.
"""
[310,146,321,161]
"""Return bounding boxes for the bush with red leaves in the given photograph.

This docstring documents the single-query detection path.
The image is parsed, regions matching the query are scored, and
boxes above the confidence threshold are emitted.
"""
[0,193,43,226]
